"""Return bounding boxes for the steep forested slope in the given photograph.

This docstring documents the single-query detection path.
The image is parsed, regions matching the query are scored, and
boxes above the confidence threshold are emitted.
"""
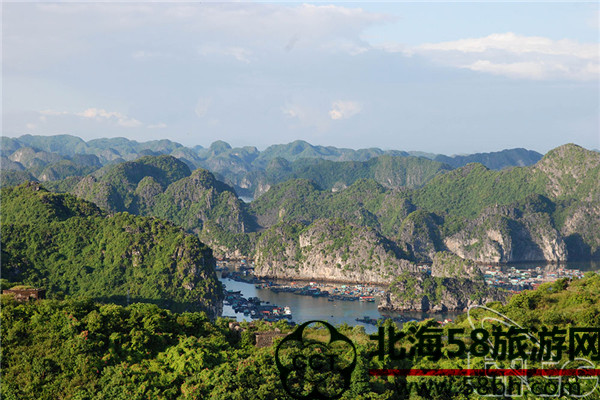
[1,182,223,316]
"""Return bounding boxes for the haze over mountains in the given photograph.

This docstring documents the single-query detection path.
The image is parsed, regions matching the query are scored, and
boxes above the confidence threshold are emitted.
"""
[1,135,543,198]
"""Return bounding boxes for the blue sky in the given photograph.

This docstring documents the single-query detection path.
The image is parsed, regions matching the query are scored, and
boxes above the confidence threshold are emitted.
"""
[3,2,599,154]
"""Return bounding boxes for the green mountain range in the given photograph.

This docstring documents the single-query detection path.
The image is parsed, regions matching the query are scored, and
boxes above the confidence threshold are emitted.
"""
[251,144,600,266]
[2,139,598,295]
[5,141,593,270]
[2,134,543,198]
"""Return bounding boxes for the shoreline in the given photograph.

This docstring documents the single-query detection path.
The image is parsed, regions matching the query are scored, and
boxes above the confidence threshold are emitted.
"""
[254,274,389,289]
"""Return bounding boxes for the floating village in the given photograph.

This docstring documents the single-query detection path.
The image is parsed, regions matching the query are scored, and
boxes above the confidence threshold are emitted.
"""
[414,263,586,292]
[218,259,587,326]
[223,287,292,323]
[481,265,586,291]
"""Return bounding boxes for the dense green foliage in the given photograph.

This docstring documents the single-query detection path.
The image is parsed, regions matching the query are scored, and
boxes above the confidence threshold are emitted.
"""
[411,163,546,219]
[1,183,222,314]
[2,273,599,399]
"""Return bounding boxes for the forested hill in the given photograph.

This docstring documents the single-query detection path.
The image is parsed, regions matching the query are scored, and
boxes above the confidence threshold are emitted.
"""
[0,182,223,317]
[43,155,255,257]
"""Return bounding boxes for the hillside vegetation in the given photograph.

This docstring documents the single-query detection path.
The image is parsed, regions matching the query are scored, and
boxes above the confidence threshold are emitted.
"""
[1,182,223,316]
[2,271,598,399]
[3,143,598,282]
[252,144,600,266]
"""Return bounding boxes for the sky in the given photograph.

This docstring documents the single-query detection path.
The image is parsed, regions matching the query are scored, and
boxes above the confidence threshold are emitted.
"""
[2,1,599,154]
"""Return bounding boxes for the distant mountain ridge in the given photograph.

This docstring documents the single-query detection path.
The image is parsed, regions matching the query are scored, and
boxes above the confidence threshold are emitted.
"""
[434,148,542,169]
[2,134,544,198]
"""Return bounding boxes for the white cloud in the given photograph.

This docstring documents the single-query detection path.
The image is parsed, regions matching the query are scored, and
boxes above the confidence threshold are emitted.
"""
[329,100,362,120]
[187,3,388,56]
[417,33,597,59]
[405,33,599,81]
[40,109,69,116]
[26,123,36,130]
[464,60,560,80]
[39,107,143,127]
[76,108,142,127]
[4,3,389,73]
[280,102,331,132]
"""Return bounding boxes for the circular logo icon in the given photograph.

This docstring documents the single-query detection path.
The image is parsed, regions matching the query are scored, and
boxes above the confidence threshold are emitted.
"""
[275,320,357,400]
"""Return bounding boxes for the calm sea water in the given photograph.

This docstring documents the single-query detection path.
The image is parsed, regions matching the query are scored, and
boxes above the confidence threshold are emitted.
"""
[219,276,460,334]
[218,261,599,334]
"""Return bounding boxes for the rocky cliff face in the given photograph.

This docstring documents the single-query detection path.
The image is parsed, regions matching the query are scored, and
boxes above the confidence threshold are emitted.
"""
[378,273,507,312]
[559,201,600,260]
[396,210,444,262]
[252,180,272,199]
[430,251,483,280]
[254,219,416,284]
[378,251,504,312]
[444,204,567,263]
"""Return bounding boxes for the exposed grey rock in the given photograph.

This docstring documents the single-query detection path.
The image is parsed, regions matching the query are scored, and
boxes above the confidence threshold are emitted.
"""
[254,219,416,284]
[379,272,507,312]
[444,204,567,263]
